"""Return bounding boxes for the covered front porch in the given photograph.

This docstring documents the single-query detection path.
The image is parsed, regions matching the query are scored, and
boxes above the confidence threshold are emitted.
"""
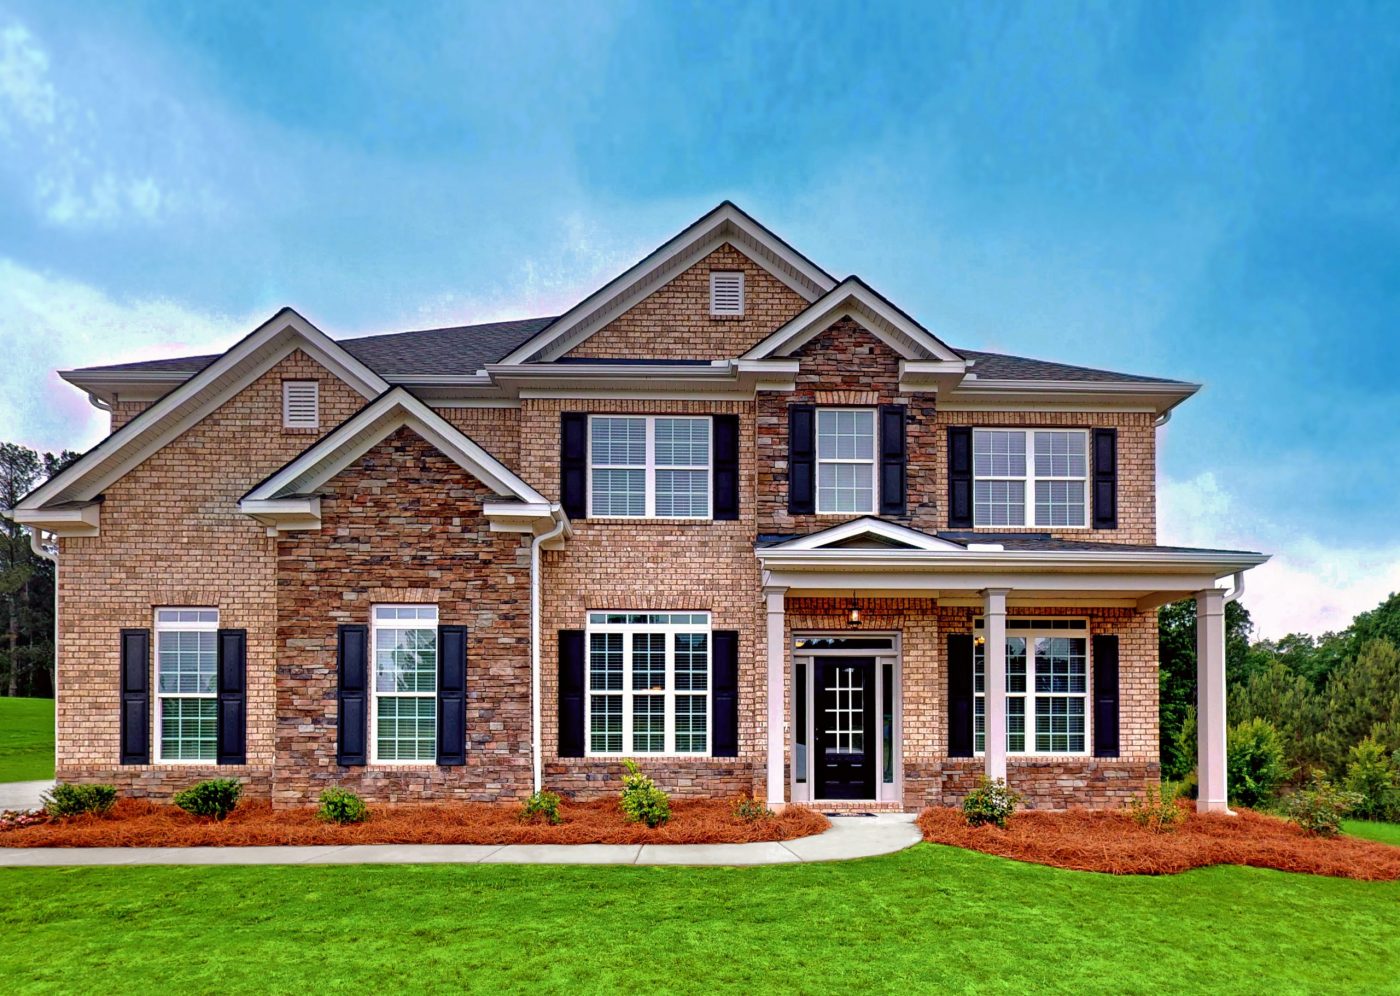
[756,519,1268,812]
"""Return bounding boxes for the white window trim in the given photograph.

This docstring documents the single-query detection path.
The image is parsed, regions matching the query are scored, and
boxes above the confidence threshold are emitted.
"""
[972,428,1090,528]
[282,380,320,429]
[709,270,745,316]
[153,607,219,765]
[815,407,879,515]
[585,612,712,758]
[973,618,1091,758]
[587,415,713,520]
[369,604,439,766]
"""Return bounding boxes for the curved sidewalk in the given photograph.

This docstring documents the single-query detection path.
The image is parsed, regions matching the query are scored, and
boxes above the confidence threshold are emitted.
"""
[0,813,921,868]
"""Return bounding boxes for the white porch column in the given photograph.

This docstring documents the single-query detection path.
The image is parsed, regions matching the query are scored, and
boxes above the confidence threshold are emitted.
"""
[1195,588,1231,814]
[764,586,788,807]
[983,588,1009,782]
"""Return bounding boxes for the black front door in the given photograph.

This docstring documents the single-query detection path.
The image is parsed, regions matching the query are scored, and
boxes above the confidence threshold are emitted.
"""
[814,657,876,800]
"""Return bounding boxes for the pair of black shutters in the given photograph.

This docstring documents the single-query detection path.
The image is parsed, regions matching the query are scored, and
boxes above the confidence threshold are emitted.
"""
[945,633,1120,758]
[948,426,1119,529]
[336,624,468,766]
[119,628,248,765]
[788,404,908,516]
[560,413,741,521]
[556,629,741,757]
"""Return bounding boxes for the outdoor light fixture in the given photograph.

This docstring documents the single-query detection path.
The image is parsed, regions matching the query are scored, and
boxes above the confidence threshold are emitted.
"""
[847,593,861,627]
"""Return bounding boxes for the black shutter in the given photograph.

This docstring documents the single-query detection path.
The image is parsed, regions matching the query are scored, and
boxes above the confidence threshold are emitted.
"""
[788,404,816,515]
[437,625,468,766]
[1092,428,1118,529]
[947,633,975,758]
[712,630,740,757]
[712,414,740,521]
[119,628,150,765]
[558,630,586,758]
[947,427,973,528]
[216,628,247,765]
[1092,634,1120,758]
[879,404,907,516]
[337,624,369,766]
[560,412,588,520]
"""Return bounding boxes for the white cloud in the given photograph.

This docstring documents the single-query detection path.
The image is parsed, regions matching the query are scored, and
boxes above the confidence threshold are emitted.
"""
[0,22,56,130]
[1159,471,1400,639]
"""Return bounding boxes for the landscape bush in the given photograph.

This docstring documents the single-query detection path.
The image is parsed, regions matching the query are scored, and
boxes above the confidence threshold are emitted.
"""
[1285,777,1360,837]
[1126,783,1186,833]
[732,794,775,822]
[42,783,117,818]
[173,779,243,821]
[316,787,370,825]
[519,790,564,825]
[962,776,1023,829]
[1343,737,1400,821]
[1227,718,1287,807]
[619,759,671,828]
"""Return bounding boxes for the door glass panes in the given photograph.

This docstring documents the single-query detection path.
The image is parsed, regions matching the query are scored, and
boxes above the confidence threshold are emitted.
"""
[794,664,807,784]
[824,665,865,754]
[882,662,894,784]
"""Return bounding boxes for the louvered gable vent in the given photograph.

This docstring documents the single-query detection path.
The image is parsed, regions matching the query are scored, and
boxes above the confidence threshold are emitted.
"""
[282,380,319,429]
[709,271,744,316]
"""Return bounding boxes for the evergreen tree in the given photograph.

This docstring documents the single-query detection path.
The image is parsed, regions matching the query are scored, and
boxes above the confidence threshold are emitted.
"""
[1321,639,1400,775]
[1228,660,1326,777]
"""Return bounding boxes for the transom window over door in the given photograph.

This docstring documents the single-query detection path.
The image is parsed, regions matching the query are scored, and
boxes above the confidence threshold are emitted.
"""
[972,429,1089,527]
[973,618,1089,754]
[589,416,711,519]
[586,612,711,755]
[372,605,438,762]
[816,409,876,513]
[155,608,218,762]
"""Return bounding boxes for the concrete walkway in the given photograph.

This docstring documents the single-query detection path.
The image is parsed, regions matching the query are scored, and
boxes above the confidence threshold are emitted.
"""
[0,781,52,811]
[0,813,921,868]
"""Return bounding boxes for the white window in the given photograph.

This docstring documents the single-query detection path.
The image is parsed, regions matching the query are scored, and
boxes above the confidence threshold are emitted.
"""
[972,429,1088,527]
[709,271,744,316]
[974,618,1089,755]
[586,612,711,755]
[816,408,877,514]
[371,605,438,763]
[155,608,219,762]
[282,380,319,429]
[588,416,711,519]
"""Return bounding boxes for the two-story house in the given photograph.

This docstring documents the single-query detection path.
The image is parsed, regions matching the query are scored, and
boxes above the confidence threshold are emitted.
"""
[7,203,1266,812]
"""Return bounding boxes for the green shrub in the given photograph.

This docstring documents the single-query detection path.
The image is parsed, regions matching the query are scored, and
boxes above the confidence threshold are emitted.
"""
[1285,777,1360,837]
[619,759,671,828]
[316,787,370,825]
[1126,782,1186,833]
[1343,737,1400,821]
[1227,718,1287,808]
[42,783,117,818]
[733,794,775,822]
[173,778,242,821]
[962,776,1023,829]
[519,790,564,825]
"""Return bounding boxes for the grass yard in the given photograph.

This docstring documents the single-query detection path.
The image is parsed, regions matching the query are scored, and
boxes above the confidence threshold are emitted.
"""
[1346,819,1400,847]
[0,697,53,783]
[2,844,1398,993]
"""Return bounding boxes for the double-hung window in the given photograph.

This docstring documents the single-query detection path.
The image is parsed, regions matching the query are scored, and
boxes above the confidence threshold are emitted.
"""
[589,416,711,518]
[816,408,876,514]
[155,608,219,762]
[972,429,1089,527]
[973,618,1088,754]
[371,605,438,762]
[586,612,711,756]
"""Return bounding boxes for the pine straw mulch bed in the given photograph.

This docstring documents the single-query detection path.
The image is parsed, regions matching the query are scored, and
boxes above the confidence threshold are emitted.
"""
[0,798,829,848]
[917,805,1400,880]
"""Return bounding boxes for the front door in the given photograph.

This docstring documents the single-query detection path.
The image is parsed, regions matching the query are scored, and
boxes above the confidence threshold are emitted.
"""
[814,657,876,800]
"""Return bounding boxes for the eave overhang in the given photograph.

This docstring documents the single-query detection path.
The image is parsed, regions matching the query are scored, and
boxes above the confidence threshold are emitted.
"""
[940,378,1201,417]
[3,502,101,537]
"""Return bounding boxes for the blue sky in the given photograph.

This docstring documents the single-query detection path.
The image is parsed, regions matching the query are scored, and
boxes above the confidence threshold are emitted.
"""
[1,1,1397,637]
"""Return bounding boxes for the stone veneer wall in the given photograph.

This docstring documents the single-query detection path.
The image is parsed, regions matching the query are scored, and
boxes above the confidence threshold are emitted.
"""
[55,350,367,797]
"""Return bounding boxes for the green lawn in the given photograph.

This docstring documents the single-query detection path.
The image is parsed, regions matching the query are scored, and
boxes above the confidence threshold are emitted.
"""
[2,845,1397,993]
[0,697,53,783]
[1345,819,1400,846]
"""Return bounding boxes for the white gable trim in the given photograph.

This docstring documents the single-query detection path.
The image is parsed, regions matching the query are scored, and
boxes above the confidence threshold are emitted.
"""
[498,202,838,364]
[767,517,965,552]
[15,309,389,513]
[741,278,966,365]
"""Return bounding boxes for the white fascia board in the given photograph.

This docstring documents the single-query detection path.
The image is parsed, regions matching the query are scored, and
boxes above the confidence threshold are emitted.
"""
[898,359,971,394]
[59,369,197,406]
[239,497,322,532]
[943,380,1200,416]
[5,504,101,537]
[761,568,1231,597]
[18,310,389,511]
[483,501,572,547]
[756,547,1269,576]
[770,517,964,552]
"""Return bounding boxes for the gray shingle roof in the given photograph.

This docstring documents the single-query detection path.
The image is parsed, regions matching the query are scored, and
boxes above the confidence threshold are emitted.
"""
[68,318,1186,385]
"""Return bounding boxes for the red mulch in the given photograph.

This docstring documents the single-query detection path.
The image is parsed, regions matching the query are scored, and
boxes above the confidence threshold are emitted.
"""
[0,798,828,848]
[917,804,1400,880]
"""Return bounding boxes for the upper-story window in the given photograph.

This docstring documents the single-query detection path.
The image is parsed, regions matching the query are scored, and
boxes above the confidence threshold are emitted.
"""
[709,271,744,316]
[816,408,876,514]
[282,380,319,429]
[972,429,1088,527]
[589,415,711,519]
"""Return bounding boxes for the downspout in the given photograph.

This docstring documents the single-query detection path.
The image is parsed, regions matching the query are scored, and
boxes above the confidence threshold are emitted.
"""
[28,529,58,782]
[529,507,569,795]
[1223,571,1245,604]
